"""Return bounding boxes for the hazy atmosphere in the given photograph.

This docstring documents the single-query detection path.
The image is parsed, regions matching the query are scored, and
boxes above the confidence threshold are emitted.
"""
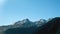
[0,0,60,26]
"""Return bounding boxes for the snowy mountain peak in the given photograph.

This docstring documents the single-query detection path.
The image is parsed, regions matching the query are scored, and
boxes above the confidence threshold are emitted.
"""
[22,18,30,23]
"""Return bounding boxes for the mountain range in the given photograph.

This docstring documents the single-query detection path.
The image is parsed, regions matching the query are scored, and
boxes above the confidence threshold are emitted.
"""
[0,17,59,34]
[0,18,48,34]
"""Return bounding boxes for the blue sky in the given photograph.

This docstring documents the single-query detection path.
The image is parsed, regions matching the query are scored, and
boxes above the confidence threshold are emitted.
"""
[0,0,60,26]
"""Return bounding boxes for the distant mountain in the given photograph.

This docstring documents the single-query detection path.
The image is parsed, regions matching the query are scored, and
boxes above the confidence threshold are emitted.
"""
[14,19,34,27]
[3,17,60,34]
[0,18,52,34]
[34,19,47,27]
[13,18,47,28]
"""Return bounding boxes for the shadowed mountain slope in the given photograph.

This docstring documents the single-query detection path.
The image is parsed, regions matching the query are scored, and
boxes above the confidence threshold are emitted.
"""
[34,17,60,34]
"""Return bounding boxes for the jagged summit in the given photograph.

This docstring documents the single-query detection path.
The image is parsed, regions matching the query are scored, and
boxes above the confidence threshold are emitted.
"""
[34,19,47,27]
[22,18,31,23]
[13,18,34,28]
[14,18,31,25]
[22,18,29,21]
